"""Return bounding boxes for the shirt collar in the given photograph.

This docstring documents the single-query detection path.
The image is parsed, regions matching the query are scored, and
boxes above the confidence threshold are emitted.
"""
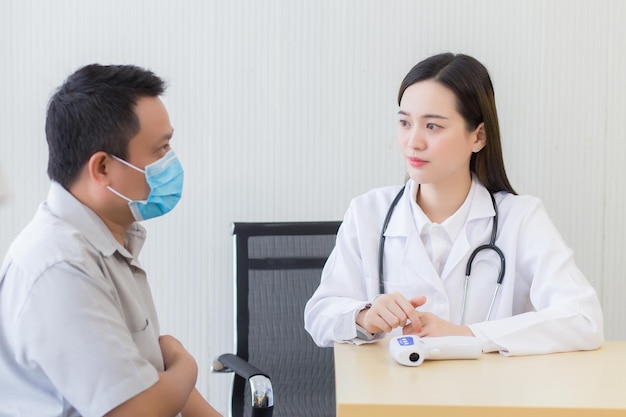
[408,176,476,243]
[46,182,146,259]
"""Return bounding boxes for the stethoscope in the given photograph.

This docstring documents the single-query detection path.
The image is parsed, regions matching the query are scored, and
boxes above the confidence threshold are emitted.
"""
[377,185,506,323]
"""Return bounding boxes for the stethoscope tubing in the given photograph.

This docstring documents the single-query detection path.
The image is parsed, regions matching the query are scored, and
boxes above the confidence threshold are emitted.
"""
[378,184,505,323]
[377,186,406,294]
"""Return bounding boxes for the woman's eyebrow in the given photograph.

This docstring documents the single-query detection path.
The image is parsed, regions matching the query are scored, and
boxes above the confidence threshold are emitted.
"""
[421,114,448,120]
[398,110,448,120]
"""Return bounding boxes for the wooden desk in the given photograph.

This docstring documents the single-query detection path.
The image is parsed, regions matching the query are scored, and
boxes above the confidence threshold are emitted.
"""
[334,338,626,416]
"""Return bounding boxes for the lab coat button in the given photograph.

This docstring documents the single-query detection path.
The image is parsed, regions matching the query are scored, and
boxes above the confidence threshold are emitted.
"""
[434,293,446,304]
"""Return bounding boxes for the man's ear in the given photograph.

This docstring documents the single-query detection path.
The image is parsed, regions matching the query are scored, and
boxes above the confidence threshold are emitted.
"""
[87,152,112,186]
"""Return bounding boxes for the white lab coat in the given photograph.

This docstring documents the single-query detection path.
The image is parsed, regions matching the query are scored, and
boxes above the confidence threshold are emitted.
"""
[304,177,604,355]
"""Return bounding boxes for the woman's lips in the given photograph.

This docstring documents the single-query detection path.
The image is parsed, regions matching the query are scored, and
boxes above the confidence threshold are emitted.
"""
[408,157,427,168]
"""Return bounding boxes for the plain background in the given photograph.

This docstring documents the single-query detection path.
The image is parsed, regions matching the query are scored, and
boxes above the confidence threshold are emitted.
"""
[1,1,625,414]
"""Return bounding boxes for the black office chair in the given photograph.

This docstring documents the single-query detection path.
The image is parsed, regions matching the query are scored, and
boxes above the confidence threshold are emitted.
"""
[213,221,341,417]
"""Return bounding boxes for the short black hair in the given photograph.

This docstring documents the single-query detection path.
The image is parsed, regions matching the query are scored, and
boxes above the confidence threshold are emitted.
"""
[45,64,166,188]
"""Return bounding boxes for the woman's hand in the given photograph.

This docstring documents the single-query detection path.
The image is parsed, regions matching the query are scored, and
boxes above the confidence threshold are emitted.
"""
[356,292,427,334]
[402,311,474,337]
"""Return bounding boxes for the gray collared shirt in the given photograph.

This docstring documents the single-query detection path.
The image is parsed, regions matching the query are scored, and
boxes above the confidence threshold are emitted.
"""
[0,182,161,417]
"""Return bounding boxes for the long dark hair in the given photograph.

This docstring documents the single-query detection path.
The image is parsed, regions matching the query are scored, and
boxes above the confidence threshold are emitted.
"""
[398,53,516,195]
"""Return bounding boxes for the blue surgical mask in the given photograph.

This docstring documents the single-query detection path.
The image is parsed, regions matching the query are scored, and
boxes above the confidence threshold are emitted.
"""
[107,150,184,221]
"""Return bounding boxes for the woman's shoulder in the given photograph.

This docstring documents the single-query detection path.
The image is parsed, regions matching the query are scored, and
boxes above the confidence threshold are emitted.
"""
[495,190,545,217]
[339,184,407,233]
[496,190,542,204]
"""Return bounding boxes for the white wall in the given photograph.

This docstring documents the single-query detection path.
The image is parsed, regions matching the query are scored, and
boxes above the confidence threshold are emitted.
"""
[1,1,624,414]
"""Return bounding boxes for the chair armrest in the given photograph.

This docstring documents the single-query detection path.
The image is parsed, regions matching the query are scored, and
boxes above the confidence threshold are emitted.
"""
[213,353,268,379]
[212,353,274,416]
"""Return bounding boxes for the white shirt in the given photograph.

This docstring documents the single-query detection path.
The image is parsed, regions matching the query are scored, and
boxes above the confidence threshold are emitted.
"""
[409,180,474,275]
[304,176,604,355]
[0,183,162,417]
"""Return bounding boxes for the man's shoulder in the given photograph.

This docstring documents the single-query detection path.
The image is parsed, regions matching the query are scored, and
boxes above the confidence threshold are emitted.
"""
[5,205,97,276]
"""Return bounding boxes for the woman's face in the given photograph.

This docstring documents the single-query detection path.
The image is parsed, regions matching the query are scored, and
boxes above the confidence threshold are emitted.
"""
[397,80,484,188]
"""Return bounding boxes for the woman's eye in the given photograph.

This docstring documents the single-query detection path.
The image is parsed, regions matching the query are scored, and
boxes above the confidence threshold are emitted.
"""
[399,120,410,127]
[426,123,439,130]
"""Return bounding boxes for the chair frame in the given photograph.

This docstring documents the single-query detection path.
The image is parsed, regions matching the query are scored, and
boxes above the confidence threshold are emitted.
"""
[215,221,341,417]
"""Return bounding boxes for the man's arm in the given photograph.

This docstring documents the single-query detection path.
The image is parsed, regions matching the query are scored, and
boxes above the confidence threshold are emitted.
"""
[181,388,223,417]
[104,335,197,417]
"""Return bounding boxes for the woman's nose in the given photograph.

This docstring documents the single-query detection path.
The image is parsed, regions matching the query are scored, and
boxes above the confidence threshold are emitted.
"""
[406,127,426,150]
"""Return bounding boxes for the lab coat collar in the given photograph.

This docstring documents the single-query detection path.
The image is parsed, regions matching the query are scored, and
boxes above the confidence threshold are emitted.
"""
[377,181,435,279]
[382,175,497,280]
[442,176,497,277]
[382,182,414,239]
[383,175,494,238]
[466,175,497,222]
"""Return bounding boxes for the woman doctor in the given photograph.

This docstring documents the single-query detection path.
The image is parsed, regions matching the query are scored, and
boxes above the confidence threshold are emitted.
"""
[304,53,604,355]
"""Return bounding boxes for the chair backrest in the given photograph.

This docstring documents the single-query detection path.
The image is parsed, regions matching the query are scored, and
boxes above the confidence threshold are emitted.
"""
[231,221,341,417]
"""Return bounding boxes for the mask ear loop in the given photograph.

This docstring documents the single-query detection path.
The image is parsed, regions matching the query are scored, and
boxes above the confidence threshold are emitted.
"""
[106,186,133,203]
[107,155,147,204]
[111,155,145,173]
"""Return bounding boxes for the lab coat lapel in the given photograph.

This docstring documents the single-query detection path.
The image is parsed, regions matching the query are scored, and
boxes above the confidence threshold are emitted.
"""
[440,181,496,280]
[441,230,469,280]
[383,185,439,279]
